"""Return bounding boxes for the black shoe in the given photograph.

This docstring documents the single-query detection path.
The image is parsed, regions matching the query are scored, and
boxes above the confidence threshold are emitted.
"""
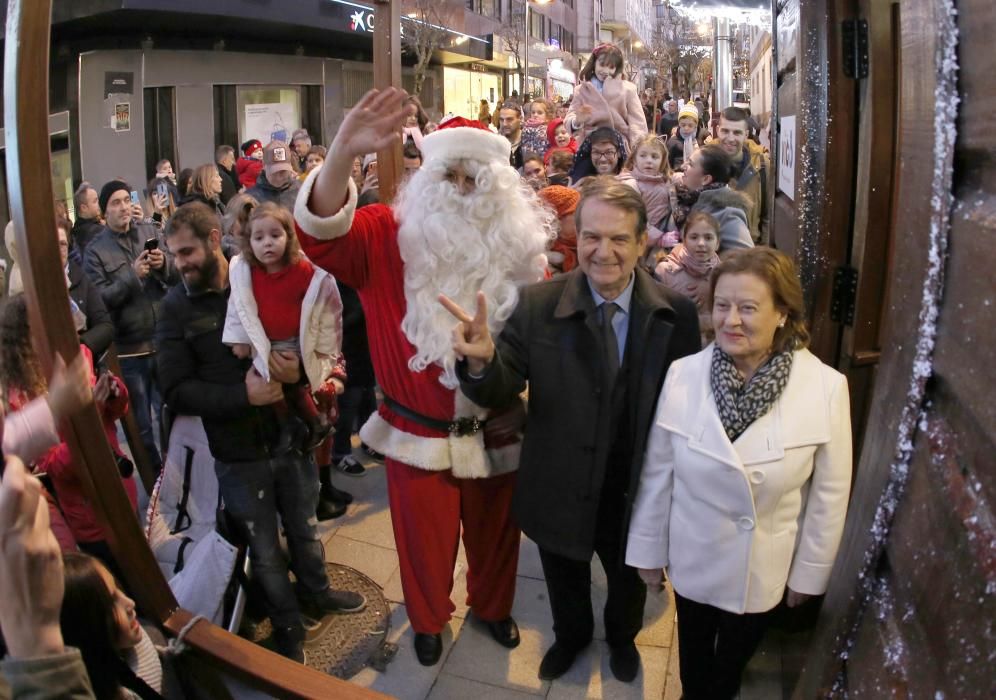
[361,443,385,461]
[272,624,305,663]
[315,491,347,521]
[608,642,640,682]
[302,588,367,616]
[414,632,442,666]
[334,455,367,477]
[485,617,520,649]
[321,482,354,505]
[538,642,585,681]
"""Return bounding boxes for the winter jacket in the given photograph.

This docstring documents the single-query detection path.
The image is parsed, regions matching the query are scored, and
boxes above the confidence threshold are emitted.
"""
[731,140,771,244]
[83,223,178,353]
[157,283,281,463]
[690,187,755,252]
[217,163,240,205]
[68,259,114,359]
[566,75,648,151]
[223,255,343,388]
[338,281,375,387]
[12,346,137,545]
[236,156,263,189]
[245,171,302,211]
[0,649,96,700]
[70,215,104,258]
[654,244,718,343]
[542,118,578,165]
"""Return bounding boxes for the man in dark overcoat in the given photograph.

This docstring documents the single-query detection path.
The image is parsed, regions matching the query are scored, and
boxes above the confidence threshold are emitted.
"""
[444,177,701,683]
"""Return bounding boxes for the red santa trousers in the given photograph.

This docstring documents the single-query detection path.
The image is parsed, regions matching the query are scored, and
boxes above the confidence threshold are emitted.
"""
[385,458,520,634]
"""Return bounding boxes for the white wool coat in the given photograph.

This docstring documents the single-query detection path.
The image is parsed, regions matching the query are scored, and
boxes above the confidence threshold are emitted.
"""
[626,346,852,614]
[222,254,343,388]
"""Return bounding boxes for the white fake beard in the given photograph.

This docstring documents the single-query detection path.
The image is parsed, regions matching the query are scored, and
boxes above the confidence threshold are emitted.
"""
[395,159,555,389]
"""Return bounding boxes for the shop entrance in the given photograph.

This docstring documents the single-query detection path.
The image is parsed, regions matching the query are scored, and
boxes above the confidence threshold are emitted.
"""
[443,66,500,120]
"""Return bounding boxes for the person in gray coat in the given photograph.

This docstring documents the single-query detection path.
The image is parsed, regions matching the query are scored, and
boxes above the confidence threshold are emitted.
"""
[685,145,755,252]
[245,141,302,212]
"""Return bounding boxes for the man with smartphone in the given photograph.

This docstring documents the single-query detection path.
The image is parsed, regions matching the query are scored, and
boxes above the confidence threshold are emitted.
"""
[83,179,178,474]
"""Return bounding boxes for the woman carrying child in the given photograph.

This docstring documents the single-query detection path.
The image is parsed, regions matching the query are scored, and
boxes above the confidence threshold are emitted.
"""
[223,201,345,456]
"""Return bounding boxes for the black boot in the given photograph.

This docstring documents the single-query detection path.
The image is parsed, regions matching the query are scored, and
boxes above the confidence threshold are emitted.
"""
[316,464,350,522]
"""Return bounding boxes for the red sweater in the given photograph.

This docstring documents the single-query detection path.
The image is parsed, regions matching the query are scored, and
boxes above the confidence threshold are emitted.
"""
[251,258,313,340]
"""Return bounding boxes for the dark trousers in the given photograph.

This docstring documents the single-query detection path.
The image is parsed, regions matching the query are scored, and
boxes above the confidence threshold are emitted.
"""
[332,384,377,459]
[119,354,163,471]
[215,454,328,629]
[537,498,646,650]
[674,592,773,700]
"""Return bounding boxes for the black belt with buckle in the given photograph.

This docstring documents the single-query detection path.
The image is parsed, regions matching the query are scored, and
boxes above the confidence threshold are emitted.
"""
[383,395,485,437]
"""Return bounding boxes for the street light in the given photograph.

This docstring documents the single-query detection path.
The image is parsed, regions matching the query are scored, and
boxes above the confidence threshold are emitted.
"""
[522,0,551,99]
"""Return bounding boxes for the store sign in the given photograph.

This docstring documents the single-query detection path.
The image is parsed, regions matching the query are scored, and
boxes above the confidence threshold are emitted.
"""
[348,8,405,37]
[778,115,796,200]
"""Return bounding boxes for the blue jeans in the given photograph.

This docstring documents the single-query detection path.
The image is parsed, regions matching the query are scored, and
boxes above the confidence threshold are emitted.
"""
[332,385,377,460]
[215,454,328,629]
[119,354,163,471]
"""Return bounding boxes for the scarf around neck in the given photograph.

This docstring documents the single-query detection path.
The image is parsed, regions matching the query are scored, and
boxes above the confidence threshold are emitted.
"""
[710,345,793,442]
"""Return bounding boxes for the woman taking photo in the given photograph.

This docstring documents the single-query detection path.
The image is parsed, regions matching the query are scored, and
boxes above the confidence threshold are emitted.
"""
[626,247,852,699]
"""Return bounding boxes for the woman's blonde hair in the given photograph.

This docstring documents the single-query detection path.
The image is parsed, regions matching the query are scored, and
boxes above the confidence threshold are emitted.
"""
[240,201,302,268]
[623,135,672,177]
[709,247,810,353]
[191,163,218,198]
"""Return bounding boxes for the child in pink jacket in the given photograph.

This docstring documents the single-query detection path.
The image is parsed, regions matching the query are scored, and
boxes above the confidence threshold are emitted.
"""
[565,43,648,151]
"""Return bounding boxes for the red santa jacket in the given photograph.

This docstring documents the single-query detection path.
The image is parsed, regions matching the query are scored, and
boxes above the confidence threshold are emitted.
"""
[294,171,519,479]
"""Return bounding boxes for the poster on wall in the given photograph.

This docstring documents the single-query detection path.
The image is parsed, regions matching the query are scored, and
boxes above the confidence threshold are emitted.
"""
[778,115,796,200]
[244,103,298,146]
[113,102,131,132]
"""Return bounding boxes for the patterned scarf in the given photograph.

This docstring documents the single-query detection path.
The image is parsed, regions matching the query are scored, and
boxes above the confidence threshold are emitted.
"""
[710,345,793,442]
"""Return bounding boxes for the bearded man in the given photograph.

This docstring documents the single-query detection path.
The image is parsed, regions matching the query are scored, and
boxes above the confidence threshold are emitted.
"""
[294,88,553,666]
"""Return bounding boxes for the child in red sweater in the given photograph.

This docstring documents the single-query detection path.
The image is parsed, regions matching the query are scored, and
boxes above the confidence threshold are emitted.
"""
[223,202,345,454]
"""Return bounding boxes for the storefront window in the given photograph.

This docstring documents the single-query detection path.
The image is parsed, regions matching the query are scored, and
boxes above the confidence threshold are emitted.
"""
[443,66,500,120]
[51,137,73,221]
[237,87,302,146]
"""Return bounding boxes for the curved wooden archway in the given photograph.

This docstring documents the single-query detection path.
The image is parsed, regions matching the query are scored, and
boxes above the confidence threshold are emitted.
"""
[3,2,385,697]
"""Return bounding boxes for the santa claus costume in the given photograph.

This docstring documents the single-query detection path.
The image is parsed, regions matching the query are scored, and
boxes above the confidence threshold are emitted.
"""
[294,117,553,661]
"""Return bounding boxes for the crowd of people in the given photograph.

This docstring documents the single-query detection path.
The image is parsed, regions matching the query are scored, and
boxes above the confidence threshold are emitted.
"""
[0,41,848,700]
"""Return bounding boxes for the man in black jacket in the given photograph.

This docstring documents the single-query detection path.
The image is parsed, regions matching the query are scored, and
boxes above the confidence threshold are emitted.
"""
[448,178,700,683]
[156,203,366,663]
[214,145,241,205]
[84,179,178,473]
[69,182,104,259]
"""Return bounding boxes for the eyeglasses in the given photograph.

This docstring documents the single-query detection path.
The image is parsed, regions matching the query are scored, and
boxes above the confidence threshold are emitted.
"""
[591,149,618,161]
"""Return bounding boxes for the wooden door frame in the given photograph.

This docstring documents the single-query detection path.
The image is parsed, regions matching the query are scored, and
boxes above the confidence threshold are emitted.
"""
[3,2,386,696]
[793,0,959,694]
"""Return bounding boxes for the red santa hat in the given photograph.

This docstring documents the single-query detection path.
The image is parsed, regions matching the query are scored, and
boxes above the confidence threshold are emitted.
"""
[421,115,510,167]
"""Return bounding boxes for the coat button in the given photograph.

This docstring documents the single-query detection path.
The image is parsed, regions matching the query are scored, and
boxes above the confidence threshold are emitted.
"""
[737,516,755,530]
[749,470,766,484]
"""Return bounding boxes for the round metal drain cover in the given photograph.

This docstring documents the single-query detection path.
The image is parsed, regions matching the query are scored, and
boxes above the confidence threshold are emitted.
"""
[246,562,395,678]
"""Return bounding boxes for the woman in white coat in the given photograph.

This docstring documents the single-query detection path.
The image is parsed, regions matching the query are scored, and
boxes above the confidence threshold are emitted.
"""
[626,247,852,699]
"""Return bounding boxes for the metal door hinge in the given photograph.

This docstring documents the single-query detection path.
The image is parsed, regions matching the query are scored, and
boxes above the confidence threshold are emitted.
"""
[831,265,859,326]
[842,19,869,79]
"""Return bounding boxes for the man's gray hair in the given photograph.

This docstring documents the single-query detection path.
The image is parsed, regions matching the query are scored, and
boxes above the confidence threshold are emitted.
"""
[574,176,648,240]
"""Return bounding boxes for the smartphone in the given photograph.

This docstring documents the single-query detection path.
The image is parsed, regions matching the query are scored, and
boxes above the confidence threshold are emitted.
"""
[144,238,159,253]
[130,190,141,206]
[156,181,169,200]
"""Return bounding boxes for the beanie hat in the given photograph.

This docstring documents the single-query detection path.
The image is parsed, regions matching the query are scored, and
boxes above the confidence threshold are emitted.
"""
[421,115,511,167]
[290,129,311,145]
[263,141,295,178]
[538,185,580,219]
[361,152,377,174]
[678,103,700,122]
[241,139,263,157]
[99,179,131,213]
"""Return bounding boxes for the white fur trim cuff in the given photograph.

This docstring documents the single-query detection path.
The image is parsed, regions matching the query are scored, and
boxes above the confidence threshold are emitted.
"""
[422,126,511,167]
[358,412,520,479]
[293,166,358,241]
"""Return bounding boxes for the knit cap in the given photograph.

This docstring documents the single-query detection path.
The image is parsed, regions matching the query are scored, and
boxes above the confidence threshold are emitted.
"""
[678,103,700,122]
[538,185,580,218]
